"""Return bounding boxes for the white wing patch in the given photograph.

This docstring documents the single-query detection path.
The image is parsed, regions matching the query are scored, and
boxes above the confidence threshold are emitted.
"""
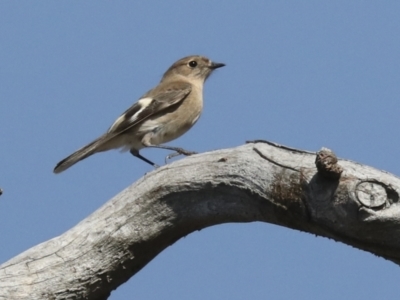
[131,97,153,122]
[107,97,154,133]
[138,97,153,107]
[108,114,126,133]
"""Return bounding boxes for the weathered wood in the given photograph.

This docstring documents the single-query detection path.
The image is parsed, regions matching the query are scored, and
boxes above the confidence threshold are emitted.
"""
[1,140,400,299]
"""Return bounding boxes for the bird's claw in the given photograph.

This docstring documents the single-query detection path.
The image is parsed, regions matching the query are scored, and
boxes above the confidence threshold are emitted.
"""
[178,149,198,156]
[165,149,198,164]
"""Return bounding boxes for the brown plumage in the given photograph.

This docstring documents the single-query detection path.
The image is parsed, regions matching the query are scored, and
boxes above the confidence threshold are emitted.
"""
[54,55,224,173]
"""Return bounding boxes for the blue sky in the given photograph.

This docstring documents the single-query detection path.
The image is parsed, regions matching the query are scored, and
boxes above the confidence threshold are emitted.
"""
[1,1,400,299]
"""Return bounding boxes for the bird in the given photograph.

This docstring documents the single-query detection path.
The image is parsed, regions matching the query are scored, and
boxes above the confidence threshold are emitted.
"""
[53,55,225,174]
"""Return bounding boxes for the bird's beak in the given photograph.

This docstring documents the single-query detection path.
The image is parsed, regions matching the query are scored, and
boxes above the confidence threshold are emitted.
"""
[209,62,225,69]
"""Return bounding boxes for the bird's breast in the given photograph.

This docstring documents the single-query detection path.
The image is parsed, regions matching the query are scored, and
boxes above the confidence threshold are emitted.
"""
[140,87,203,145]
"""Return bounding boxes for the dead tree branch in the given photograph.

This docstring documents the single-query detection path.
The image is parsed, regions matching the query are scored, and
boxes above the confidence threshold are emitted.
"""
[1,141,400,299]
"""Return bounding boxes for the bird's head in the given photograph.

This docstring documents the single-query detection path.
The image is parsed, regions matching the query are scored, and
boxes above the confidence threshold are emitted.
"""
[162,55,225,82]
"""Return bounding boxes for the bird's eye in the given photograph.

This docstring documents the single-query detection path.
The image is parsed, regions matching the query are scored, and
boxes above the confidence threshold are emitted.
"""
[188,61,197,68]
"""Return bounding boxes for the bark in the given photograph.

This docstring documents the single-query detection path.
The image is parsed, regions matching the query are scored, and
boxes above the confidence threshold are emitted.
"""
[1,140,400,300]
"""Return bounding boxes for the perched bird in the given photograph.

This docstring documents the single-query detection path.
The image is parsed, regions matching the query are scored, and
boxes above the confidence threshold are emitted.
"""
[54,55,225,174]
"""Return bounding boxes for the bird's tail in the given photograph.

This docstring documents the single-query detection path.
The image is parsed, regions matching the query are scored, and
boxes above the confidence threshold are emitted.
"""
[53,135,107,174]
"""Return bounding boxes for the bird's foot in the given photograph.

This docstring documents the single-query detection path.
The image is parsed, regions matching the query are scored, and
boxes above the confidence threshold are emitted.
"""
[165,149,198,163]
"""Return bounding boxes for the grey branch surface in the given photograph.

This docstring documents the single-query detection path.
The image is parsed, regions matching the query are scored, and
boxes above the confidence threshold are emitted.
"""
[1,140,400,300]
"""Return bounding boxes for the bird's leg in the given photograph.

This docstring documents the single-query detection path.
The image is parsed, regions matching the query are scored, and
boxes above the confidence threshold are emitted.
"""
[147,144,198,156]
[164,151,184,164]
[130,150,160,168]
[146,145,198,164]
[141,134,197,164]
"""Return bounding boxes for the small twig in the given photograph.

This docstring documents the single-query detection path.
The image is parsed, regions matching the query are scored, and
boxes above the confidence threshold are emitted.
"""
[253,147,300,172]
[247,139,315,154]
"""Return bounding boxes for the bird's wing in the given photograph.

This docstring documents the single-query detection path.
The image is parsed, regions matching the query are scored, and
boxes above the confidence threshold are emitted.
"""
[53,81,192,173]
[107,81,192,135]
